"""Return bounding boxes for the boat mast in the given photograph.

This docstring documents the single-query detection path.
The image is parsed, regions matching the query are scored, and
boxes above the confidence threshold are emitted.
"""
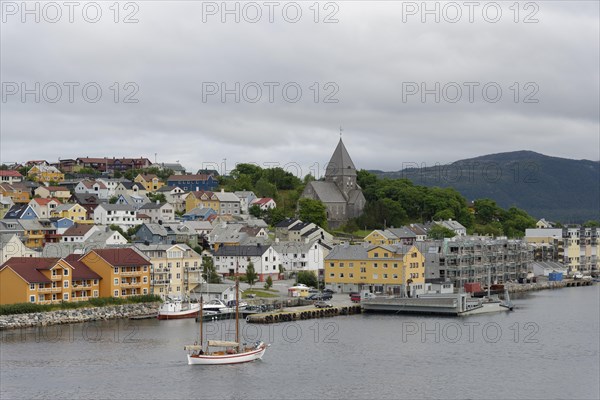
[235,260,240,351]
[199,294,203,347]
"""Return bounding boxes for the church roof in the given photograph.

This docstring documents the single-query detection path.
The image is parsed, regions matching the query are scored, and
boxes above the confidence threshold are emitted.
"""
[325,139,357,177]
[307,181,347,203]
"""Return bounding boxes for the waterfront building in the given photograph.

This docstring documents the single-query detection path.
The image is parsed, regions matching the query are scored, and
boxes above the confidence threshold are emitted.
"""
[213,244,281,282]
[134,243,203,299]
[325,243,426,294]
[79,248,151,298]
[167,174,218,192]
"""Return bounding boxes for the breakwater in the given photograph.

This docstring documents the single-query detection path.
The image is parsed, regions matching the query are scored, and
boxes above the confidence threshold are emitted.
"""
[246,305,362,324]
[506,280,594,293]
[0,302,160,330]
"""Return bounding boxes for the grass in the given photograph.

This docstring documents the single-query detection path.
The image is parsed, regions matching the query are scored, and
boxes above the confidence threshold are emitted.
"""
[242,289,279,298]
[0,295,162,316]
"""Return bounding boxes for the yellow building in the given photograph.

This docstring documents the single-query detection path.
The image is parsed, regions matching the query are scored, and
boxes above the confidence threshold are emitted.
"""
[80,248,151,298]
[364,230,399,246]
[51,203,89,222]
[325,244,425,294]
[134,174,164,192]
[0,257,101,305]
[28,165,65,183]
[0,183,31,203]
[34,186,72,201]
[185,191,219,213]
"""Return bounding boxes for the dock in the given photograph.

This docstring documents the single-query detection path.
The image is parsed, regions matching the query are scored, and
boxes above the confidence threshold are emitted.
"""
[245,305,362,324]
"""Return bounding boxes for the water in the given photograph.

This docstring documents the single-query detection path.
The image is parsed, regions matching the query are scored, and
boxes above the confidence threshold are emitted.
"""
[1,286,599,400]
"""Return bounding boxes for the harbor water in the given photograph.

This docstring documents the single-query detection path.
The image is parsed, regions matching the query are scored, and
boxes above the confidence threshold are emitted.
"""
[1,286,598,399]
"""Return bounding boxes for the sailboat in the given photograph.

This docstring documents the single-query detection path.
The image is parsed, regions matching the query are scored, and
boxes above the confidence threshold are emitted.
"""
[184,265,269,365]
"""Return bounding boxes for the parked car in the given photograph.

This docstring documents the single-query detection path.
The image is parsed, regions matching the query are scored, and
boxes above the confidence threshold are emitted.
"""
[350,293,361,303]
[314,300,333,308]
[307,293,332,301]
[323,288,335,294]
[308,287,319,293]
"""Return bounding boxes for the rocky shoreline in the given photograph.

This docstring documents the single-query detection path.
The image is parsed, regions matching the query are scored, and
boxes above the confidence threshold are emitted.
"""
[0,302,160,330]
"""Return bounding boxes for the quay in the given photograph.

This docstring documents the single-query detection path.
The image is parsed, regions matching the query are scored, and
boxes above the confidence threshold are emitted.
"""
[245,305,362,324]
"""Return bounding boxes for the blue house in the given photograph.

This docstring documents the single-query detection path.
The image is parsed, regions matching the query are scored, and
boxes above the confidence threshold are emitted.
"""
[50,217,75,231]
[167,174,218,192]
[183,207,217,221]
[4,204,38,220]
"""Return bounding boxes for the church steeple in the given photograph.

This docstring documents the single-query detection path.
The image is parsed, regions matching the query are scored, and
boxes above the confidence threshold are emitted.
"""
[325,138,358,200]
[325,138,357,178]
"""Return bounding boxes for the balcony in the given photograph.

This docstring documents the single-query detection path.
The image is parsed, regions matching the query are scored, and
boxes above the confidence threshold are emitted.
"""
[121,281,143,287]
[152,279,170,285]
[50,275,62,281]
[120,271,142,277]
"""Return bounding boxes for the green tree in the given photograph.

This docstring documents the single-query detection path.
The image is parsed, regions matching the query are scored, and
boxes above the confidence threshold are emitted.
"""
[245,262,258,288]
[267,206,286,226]
[148,193,167,203]
[583,220,600,228]
[428,224,456,240]
[264,275,273,290]
[201,256,221,284]
[296,271,318,288]
[473,199,503,225]
[255,177,277,198]
[109,196,118,204]
[298,198,328,228]
[249,204,262,218]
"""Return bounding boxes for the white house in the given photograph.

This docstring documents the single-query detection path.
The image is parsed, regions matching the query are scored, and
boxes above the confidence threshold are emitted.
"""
[93,204,141,229]
[213,244,281,281]
[75,179,110,200]
[114,181,147,198]
[234,191,257,214]
[0,233,39,263]
[28,198,61,219]
[62,224,100,243]
[273,239,330,274]
[191,283,241,302]
[436,220,467,237]
[138,202,175,224]
[251,197,277,211]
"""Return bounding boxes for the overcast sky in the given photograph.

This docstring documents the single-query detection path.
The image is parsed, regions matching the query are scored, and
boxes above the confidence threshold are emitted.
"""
[1,1,598,177]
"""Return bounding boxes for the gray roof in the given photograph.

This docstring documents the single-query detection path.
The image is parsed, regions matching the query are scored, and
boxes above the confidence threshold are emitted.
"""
[387,227,417,239]
[214,244,272,257]
[142,223,170,236]
[214,191,240,203]
[325,138,357,177]
[325,243,411,260]
[99,204,136,211]
[134,243,194,252]
[18,219,47,231]
[139,202,165,210]
[306,181,346,203]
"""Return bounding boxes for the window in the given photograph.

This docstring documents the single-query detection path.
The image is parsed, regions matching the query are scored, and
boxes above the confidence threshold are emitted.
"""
[374,263,378,268]
[93,290,99,297]
[63,269,69,276]
[374,253,379,258]
[177,286,180,292]
[360,267,366,273]
[143,277,148,283]
[394,263,398,268]
[176,273,181,279]
[393,274,398,279]
[373,274,379,279]
[114,278,119,285]
[340,262,344,267]
[94,279,98,285]
[383,274,388,279]
[384,253,389,258]
[30,295,35,303]
[63,293,69,301]
[63,280,69,288]
[143,288,148,295]
[329,273,335,278]
[114,267,119,274]
[340,273,344,278]
[122,289,126,296]
[143,266,148,272]
[29,283,35,290]
[349,273,354,278]
[383,263,388,269]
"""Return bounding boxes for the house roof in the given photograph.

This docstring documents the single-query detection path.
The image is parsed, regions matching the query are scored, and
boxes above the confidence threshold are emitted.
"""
[41,186,68,192]
[252,197,274,205]
[275,218,299,228]
[214,191,240,202]
[185,207,215,216]
[64,254,102,280]
[387,227,417,239]
[214,244,272,257]
[325,244,408,260]
[138,174,158,181]
[167,174,214,182]
[4,204,37,219]
[90,248,150,266]
[63,224,95,237]
[32,198,61,206]
[0,170,22,177]
[98,204,136,212]
[0,257,61,283]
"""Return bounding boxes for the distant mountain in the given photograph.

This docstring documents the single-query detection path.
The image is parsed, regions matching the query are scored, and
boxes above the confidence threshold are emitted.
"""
[371,151,600,223]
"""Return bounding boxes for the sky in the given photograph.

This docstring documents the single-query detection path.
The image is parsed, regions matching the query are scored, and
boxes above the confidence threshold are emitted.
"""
[1,1,599,178]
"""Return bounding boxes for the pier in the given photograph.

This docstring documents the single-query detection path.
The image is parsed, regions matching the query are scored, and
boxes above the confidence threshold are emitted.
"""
[245,305,362,324]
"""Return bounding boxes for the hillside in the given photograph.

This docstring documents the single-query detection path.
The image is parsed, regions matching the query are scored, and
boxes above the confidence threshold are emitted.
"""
[371,151,600,223]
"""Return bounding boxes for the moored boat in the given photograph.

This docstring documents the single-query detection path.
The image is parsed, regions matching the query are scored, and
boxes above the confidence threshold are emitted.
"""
[158,299,201,320]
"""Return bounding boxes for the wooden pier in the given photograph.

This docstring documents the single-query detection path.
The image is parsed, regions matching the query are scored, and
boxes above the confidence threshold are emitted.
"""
[245,305,363,324]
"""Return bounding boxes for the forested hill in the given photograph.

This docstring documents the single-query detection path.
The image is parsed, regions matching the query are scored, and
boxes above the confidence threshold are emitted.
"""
[371,151,600,223]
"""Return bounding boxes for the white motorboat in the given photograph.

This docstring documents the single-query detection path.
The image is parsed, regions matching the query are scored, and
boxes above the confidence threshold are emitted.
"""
[158,299,201,320]
[202,299,234,313]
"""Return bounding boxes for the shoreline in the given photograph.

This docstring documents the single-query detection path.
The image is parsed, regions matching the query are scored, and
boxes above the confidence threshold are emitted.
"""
[0,302,160,331]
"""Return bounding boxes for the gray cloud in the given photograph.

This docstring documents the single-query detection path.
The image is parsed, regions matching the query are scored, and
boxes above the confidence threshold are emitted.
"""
[1,1,598,175]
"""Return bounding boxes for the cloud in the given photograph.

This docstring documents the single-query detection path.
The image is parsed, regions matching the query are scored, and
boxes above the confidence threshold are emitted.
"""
[1,1,598,173]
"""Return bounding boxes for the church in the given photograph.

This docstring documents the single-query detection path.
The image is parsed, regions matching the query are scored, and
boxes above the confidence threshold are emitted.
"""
[301,138,366,229]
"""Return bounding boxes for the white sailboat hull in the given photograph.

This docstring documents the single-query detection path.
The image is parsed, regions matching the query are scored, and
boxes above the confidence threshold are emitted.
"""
[187,344,269,365]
